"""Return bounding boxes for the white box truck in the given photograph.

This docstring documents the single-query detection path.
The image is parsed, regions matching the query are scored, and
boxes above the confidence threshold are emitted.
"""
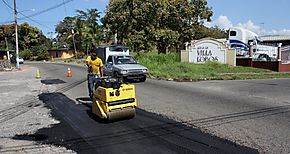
[95,45,148,82]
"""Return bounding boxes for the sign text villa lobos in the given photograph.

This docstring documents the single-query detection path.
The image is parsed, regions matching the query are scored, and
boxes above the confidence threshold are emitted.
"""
[189,39,226,64]
[181,38,236,66]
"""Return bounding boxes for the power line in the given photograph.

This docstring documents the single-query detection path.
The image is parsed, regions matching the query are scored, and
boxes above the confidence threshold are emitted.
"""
[63,0,68,16]
[1,0,56,31]
[18,0,73,20]
[18,12,55,31]
[1,0,13,10]
[1,0,14,21]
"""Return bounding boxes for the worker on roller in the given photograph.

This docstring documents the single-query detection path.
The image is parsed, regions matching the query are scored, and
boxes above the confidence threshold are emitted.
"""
[86,50,104,99]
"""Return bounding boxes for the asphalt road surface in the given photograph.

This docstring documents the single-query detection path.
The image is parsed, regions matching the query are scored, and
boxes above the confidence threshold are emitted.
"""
[20,62,289,153]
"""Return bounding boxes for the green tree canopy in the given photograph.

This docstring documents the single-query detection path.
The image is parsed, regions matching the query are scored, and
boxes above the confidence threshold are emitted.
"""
[102,0,214,53]
[55,8,103,52]
[0,22,50,51]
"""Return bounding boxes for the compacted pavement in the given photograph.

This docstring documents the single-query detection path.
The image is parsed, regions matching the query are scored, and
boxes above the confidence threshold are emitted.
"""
[2,62,289,153]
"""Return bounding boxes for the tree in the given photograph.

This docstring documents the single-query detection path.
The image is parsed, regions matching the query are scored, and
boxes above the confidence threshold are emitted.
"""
[102,0,213,53]
[55,9,103,52]
[0,24,15,51]
[55,17,77,49]
[76,9,102,50]
[0,23,51,60]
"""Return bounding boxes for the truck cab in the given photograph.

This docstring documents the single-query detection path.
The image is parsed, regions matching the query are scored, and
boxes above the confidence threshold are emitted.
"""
[228,27,278,61]
[228,27,258,56]
[96,45,148,82]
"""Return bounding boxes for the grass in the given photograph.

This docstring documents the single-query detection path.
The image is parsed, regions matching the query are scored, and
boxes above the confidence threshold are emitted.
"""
[135,52,290,81]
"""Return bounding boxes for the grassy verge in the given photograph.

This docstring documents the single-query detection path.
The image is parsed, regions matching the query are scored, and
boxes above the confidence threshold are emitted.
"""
[135,52,290,81]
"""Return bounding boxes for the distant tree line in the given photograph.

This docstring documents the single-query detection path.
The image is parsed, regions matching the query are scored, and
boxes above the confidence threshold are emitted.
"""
[102,0,227,53]
[54,8,105,53]
[0,23,51,60]
[0,0,228,60]
[54,0,227,53]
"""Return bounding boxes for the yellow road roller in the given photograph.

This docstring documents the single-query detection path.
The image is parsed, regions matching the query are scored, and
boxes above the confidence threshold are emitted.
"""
[92,77,137,121]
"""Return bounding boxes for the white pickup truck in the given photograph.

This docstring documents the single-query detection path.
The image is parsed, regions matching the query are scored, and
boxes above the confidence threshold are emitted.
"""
[96,45,148,82]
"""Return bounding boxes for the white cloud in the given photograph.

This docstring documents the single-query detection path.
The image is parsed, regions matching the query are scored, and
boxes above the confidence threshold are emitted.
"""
[237,20,260,33]
[206,15,290,36]
[205,15,233,29]
[267,29,290,36]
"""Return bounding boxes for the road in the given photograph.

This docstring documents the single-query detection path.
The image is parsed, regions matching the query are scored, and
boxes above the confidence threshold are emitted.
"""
[19,62,289,153]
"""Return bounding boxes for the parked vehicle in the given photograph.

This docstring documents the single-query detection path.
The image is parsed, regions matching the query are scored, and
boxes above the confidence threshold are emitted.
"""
[228,27,257,56]
[228,27,278,61]
[18,58,24,64]
[96,45,148,82]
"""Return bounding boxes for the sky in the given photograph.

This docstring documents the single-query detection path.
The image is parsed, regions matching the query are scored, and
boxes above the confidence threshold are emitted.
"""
[206,0,290,35]
[1,0,290,38]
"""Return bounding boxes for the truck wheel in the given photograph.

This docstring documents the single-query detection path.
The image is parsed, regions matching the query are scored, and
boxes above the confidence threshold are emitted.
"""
[113,72,119,78]
[140,75,146,82]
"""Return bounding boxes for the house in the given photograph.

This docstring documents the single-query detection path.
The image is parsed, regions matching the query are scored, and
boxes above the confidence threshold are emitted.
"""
[48,49,85,59]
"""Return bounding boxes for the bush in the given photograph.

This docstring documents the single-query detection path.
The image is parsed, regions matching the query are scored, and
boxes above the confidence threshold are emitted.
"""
[20,49,33,60]
[134,52,273,80]
[30,46,49,61]
[36,51,49,61]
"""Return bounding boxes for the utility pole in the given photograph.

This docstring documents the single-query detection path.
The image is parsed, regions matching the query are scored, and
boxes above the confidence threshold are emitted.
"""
[114,33,117,44]
[5,37,10,62]
[71,29,77,59]
[14,0,20,69]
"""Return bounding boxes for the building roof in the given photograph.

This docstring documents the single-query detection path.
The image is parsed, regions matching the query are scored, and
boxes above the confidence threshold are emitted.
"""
[48,48,69,51]
[0,49,15,52]
[96,45,128,49]
[259,35,290,42]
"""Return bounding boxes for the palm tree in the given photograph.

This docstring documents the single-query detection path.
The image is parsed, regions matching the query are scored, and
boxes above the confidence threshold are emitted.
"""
[76,9,102,51]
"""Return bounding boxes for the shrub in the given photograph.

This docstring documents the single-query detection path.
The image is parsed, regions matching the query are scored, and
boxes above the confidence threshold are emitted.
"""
[20,49,33,60]
[30,46,49,61]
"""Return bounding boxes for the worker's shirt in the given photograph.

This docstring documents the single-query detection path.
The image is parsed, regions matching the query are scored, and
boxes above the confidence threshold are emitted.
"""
[86,56,103,75]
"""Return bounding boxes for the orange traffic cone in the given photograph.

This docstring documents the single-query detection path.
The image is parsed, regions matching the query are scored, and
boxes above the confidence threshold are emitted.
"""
[67,68,72,77]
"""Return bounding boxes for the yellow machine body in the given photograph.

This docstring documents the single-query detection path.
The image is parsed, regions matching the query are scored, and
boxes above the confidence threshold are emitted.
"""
[92,83,137,121]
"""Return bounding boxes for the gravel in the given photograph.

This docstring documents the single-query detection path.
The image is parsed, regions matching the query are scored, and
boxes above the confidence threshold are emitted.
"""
[0,65,75,153]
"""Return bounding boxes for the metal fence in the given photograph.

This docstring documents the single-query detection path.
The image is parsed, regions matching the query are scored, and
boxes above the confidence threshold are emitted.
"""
[281,46,290,64]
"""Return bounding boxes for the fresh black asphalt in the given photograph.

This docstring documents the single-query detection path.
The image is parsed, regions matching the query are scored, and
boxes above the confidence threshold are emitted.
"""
[14,63,258,154]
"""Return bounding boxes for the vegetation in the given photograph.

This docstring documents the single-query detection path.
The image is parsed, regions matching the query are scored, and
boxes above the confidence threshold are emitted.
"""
[55,8,104,52]
[2,1,286,81]
[103,0,227,53]
[0,22,51,60]
[135,52,290,80]
[53,1,227,53]
[1,2,227,59]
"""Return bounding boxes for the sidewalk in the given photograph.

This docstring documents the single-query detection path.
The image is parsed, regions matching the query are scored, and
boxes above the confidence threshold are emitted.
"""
[0,65,75,153]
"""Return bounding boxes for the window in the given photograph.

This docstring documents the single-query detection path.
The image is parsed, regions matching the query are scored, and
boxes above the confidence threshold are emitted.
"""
[230,31,237,36]
[114,56,137,65]
[109,46,129,52]
[107,56,113,63]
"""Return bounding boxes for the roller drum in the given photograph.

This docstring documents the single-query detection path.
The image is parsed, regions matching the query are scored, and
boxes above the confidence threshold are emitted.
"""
[107,107,136,121]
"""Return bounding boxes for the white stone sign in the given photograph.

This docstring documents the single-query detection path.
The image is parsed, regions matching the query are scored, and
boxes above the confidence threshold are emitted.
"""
[189,39,226,64]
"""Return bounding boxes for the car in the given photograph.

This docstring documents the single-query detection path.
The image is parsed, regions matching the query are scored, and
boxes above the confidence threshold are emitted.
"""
[18,58,24,64]
[104,55,148,82]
